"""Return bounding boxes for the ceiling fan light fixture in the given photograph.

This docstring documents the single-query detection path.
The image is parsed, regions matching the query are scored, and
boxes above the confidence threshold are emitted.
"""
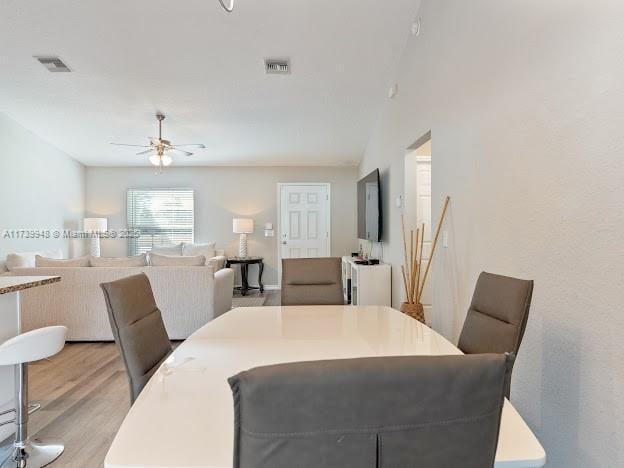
[112,113,203,171]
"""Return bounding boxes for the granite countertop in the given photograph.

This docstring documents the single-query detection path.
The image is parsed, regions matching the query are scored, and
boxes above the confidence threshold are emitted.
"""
[0,276,61,295]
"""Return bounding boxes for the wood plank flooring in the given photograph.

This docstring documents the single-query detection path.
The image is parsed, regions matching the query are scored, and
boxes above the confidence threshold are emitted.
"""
[0,291,280,467]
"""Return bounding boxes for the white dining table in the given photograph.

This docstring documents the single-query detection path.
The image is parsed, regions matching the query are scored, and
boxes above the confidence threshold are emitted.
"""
[105,305,546,468]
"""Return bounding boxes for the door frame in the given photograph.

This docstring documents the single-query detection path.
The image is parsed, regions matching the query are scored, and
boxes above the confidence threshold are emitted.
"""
[276,182,332,288]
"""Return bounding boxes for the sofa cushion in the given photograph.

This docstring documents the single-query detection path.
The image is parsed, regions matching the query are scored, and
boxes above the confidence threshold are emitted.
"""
[150,243,183,255]
[5,250,63,271]
[35,255,91,267]
[149,253,206,267]
[90,254,147,267]
[183,242,216,259]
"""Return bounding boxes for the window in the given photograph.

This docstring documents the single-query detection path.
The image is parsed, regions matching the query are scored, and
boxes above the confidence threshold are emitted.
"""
[127,189,194,255]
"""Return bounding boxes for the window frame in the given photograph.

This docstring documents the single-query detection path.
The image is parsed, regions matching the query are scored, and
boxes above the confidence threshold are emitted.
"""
[126,188,195,255]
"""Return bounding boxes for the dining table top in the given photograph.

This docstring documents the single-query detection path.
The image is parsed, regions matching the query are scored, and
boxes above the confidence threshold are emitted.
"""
[105,305,546,468]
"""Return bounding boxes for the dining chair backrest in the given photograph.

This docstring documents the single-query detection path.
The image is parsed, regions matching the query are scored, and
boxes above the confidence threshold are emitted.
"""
[281,257,343,306]
[229,353,514,468]
[457,271,533,397]
[101,273,172,403]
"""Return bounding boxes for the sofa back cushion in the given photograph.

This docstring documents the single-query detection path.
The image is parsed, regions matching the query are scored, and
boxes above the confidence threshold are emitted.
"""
[14,266,218,341]
[150,244,183,256]
[183,242,216,259]
[149,253,206,267]
[91,254,147,267]
[5,250,63,271]
[35,255,90,267]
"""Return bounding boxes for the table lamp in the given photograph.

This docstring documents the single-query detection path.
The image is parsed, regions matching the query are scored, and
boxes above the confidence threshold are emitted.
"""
[84,217,107,257]
[233,218,254,258]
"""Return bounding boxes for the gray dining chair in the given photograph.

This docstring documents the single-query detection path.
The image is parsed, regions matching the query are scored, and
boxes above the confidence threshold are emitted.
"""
[281,257,343,306]
[228,353,514,468]
[101,273,172,404]
[457,271,534,398]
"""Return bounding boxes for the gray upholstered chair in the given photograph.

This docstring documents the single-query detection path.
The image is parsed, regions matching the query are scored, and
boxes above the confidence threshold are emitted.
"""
[101,273,172,404]
[281,257,343,306]
[229,353,514,468]
[458,271,534,398]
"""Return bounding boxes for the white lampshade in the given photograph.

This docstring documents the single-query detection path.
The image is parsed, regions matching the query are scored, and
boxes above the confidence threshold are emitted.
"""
[233,218,254,234]
[83,218,108,232]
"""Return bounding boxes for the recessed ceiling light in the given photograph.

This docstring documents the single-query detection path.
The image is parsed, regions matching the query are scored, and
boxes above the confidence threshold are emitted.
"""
[34,56,71,72]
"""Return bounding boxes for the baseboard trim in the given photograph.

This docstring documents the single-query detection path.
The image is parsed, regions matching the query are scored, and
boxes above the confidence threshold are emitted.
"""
[233,284,280,291]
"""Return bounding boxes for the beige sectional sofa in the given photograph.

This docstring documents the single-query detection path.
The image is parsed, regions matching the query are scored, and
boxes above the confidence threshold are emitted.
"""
[11,265,234,341]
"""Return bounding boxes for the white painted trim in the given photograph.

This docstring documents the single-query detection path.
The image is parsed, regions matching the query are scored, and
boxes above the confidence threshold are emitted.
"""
[276,183,332,288]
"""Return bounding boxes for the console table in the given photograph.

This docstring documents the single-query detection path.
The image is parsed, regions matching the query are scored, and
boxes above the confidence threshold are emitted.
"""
[341,256,391,306]
[225,257,264,296]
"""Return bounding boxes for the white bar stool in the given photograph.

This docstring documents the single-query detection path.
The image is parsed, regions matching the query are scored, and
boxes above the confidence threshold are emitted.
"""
[0,326,66,468]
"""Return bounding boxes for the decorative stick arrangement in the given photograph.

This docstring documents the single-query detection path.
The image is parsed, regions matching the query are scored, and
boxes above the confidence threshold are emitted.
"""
[400,196,450,323]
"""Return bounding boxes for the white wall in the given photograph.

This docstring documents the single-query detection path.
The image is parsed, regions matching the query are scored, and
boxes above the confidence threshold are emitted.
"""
[359,1,624,466]
[0,112,85,264]
[86,166,358,285]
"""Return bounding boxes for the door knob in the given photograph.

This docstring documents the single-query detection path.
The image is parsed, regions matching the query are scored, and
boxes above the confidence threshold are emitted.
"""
[282,241,287,244]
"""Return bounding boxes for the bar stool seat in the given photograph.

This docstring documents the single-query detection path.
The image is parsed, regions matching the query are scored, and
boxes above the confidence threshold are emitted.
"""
[0,326,66,468]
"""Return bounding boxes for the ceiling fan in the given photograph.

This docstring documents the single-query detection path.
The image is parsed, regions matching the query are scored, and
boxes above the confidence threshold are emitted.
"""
[110,113,205,170]
[218,0,234,12]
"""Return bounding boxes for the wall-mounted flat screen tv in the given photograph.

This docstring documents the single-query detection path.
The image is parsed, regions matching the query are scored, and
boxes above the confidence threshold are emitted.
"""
[357,169,382,242]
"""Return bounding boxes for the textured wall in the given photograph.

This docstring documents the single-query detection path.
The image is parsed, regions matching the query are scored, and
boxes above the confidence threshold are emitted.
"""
[0,112,86,262]
[0,112,85,442]
[359,1,624,466]
[86,166,358,285]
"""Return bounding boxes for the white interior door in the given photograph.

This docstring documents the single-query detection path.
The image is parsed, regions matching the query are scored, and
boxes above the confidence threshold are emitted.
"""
[280,184,330,259]
[416,156,432,317]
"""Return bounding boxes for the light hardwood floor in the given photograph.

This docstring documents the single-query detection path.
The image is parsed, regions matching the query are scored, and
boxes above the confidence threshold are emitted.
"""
[1,290,280,467]
[0,342,129,468]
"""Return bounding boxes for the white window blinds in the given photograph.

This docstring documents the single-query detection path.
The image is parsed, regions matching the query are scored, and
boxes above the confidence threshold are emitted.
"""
[127,189,194,255]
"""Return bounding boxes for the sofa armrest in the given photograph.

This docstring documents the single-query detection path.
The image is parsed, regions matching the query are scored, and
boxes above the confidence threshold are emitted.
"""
[207,255,227,270]
[215,249,225,257]
[214,268,234,317]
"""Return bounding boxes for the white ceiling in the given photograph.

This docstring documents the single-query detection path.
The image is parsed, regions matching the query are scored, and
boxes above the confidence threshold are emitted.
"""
[0,0,420,166]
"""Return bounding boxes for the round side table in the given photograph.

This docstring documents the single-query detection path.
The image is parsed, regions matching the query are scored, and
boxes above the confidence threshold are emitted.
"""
[225,257,264,296]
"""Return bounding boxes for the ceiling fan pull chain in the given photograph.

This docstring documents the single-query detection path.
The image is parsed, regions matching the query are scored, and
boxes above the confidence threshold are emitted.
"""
[218,0,234,12]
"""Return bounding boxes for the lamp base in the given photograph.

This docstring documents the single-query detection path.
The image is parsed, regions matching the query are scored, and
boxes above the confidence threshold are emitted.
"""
[89,237,101,257]
[238,233,248,258]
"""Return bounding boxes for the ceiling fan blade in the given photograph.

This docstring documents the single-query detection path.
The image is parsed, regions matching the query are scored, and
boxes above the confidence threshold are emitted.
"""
[171,144,206,149]
[110,143,151,147]
[136,148,156,155]
[167,148,194,157]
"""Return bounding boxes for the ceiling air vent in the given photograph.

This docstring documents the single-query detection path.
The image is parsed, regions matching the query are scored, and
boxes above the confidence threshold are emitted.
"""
[34,56,71,72]
[265,58,290,75]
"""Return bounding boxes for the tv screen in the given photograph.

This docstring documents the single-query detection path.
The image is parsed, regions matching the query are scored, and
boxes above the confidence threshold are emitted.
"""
[357,169,382,242]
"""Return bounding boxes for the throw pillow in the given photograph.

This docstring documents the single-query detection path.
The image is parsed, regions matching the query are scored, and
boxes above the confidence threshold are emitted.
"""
[150,243,183,255]
[35,255,91,267]
[90,254,147,267]
[182,242,216,259]
[149,253,206,266]
[5,250,63,271]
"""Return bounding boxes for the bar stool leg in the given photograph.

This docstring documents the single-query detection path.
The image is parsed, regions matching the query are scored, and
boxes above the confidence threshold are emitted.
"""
[0,363,64,468]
